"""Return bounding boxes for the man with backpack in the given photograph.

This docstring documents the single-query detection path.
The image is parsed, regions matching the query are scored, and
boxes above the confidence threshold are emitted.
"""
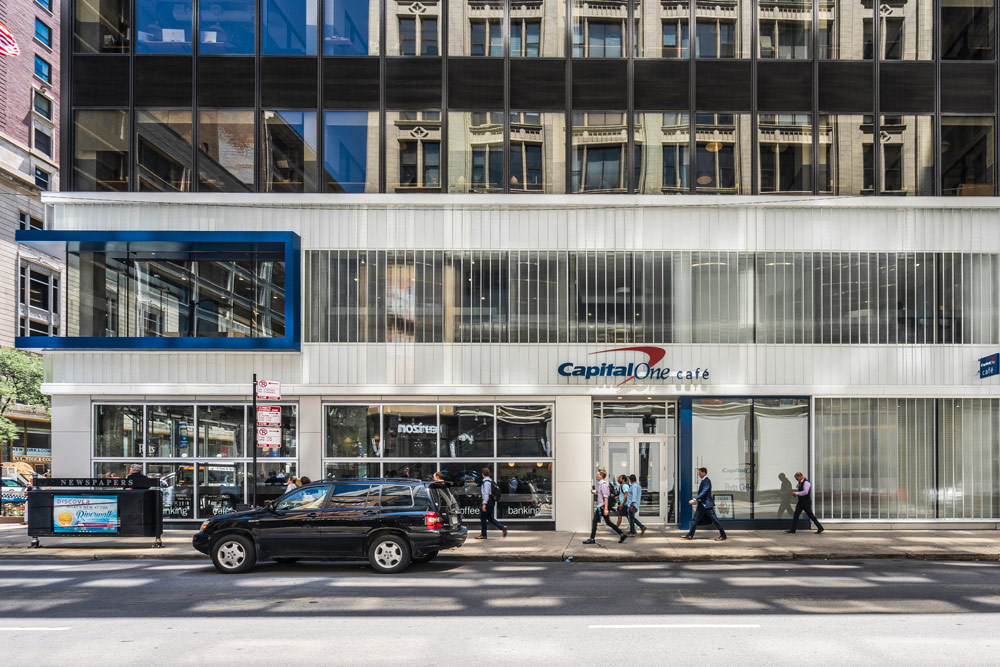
[583,469,627,544]
[476,467,508,539]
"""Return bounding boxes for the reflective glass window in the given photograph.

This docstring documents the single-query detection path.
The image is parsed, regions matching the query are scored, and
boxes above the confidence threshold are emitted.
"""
[276,484,331,511]
[93,461,133,479]
[324,111,379,193]
[818,114,873,195]
[34,56,51,83]
[695,113,750,194]
[876,0,932,59]
[448,111,504,193]
[35,18,52,46]
[450,0,503,56]
[147,463,195,518]
[198,109,255,192]
[198,405,244,458]
[33,91,52,120]
[439,460,493,518]
[652,2,689,58]
[262,110,319,192]
[329,482,375,507]
[758,113,814,193]
[513,0,561,56]
[494,462,553,520]
[136,0,193,53]
[691,399,753,519]
[255,463,298,504]
[325,405,380,457]
[137,109,193,192]
[447,251,509,343]
[510,112,565,193]
[758,0,811,59]
[198,462,245,518]
[819,0,871,59]
[942,0,994,60]
[383,405,438,457]
[572,112,628,192]
[389,5,440,55]
[94,405,144,457]
[497,405,553,457]
[73,110,129,191]
[263,0,318,53]
[382,462,437,480]
[147,405,195,457]
[387,111,442,191]
[439,405,494,458]
[325,461,379,478]
[325,0,377,54]
[634,112,688,193]
[200,0,255,54]
[941,116,995,196]
[880,115,934,194]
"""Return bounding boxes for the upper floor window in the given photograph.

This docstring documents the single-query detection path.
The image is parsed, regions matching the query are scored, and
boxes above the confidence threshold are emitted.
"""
[34,56,51,83]
[942,0,995,60]
[34,127,52,157]
[74,0,130,53]
[470,19,502,56]
[137,0,193,53]
[262,0,317,54]
[200,0,256,54]
[510,19,540,57]
[36,0,51,11]
[33,91,52,119]
[35,18,52,47]
[661,19,689,58]
[398,15,438,55]
[19,212,44,231]
[574,19,624,57]
[325,0,377,55]
[34,167,51,190]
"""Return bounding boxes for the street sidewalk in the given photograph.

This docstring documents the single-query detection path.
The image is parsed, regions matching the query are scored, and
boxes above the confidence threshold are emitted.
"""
[2,523,999,562]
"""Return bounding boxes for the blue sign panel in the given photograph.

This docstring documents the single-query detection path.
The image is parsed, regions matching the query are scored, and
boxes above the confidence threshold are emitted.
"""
[980,353,999,379]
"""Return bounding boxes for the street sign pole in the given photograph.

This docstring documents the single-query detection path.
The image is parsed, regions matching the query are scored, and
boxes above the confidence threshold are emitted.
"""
[252,372,258,507]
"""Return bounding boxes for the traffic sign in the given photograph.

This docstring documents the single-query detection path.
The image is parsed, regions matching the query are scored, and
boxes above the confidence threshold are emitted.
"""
[257,405,281,426]
[256,379,281,400]
[257,426,281,448]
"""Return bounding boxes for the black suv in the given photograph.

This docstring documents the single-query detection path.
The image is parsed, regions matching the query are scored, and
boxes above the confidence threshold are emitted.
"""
[193,479,467,574]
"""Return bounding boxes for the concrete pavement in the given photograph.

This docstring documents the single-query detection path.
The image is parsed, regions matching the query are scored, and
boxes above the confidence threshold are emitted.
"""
[2,523,999,562]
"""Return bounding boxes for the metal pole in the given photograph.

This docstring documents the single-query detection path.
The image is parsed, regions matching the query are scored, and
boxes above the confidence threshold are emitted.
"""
[252,372,258,507]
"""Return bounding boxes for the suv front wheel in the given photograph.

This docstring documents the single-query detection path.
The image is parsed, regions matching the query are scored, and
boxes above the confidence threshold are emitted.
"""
[367,534,411,574]
[211,534,256,574]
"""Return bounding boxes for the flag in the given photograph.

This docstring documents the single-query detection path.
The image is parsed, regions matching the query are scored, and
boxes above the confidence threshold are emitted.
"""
[0,21,19,56]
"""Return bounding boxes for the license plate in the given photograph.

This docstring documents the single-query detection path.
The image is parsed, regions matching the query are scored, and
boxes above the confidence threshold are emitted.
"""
[450,515,459,527]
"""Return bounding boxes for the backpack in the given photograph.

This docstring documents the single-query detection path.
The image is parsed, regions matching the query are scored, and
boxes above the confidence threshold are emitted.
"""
[487,478,502,503]
[606,481,618,509]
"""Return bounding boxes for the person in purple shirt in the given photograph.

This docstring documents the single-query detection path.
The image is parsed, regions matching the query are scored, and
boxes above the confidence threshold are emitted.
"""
[583,469,626,545]
[785,472,824,534]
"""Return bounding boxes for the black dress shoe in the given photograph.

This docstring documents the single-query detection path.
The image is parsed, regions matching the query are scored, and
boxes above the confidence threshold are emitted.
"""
[816,528,824,534]
[619,534,628,543]
[582,538,596,544]
[784,530,796,534]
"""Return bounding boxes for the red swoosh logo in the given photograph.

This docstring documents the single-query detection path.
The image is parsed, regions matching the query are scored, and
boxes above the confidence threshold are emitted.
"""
[590,346,667,386]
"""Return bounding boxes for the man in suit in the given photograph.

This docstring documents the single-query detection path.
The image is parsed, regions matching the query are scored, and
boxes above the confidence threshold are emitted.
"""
[785,472,824,534]
[681,467,727,541]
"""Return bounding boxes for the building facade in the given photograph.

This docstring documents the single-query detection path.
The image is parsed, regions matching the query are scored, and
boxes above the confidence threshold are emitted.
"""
[17,0,1000,528]
[1,0,63,475]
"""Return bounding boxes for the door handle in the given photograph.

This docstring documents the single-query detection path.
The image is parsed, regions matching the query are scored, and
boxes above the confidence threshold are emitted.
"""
[305,512,319,519]
[363,510,377,516]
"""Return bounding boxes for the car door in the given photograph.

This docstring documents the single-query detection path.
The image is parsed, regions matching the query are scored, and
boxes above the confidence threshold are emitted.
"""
[318,482,376,556]
[256,484,332,558]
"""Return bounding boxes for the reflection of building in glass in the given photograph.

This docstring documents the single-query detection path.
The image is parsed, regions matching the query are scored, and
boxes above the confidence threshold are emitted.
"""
[695,114,750,193]
[572,112,628,192]
[388,0,441,54]
[573,0,630,57]
[758,113,814,192]
[387,112,442,191]
[758,0,811,58]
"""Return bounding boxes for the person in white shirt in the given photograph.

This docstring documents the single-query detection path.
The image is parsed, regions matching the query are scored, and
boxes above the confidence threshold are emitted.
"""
[582,469,626,545]
[785,472,824,534]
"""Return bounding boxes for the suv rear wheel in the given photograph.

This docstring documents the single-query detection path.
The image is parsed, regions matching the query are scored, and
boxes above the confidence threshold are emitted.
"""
[211,534,256,574]
[367,534,411,574]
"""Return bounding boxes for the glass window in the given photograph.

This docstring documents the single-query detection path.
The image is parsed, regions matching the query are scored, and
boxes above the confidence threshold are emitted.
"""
[819,0,870,59]
[325,0,377,54]
[73,109,129,191]
[753,399,809,520]
[328,482,375,506]
[255,462,297,503]
[200,0,255,54]
[875,0,932,59]
[450,0,503,56]
[325,461,379,479]
[259,405,298,459]
[439,460,492,519]
[758,1,811,59]
[941,116,995,196]
[497,405,552,457]
[447,251,509,343]
[198,462,245,519]
[262,110,319,193]
[494,462,553,520]
[818,114,873,195]
[383,405,438,457]
[695,19,737,58]
[147,462,194,519]
[572,112,628,192]
[75,0,130,52]
[692,399,752,519]
[938,254,1000,345]
[758,113,814,193]
[510,5,555,58]
[880,115,934,195]
[324,111,379,193]
[137,109,193,192]
[937,399,1000,519]
[33,91,52,119]
[382,461,437,480]
[34,56,51,83]
[197,405,244,458]
[378,483,414,506]
[147,405,195,458]
[448,111,504,193]
[325,405,380,457]
[34,168,50,190]
[198,110,255,192]
[35,18,52,46]
[262,0,318,54]
[635,112,689,193]
[601,403,667,435]
[93,461,133,479]
[657,13,689,58]
[509,112,565,193]
[94,405,143,457]
[34,128,52,157]
[942,0,994,60]
[389,8,439,55]
[276,484,331,511]
[574,16,625,57]
[387,111,442,192]
[37,0,52,10]
[136,0,193,53]
[440,405,494,457]
[694,113,750,194]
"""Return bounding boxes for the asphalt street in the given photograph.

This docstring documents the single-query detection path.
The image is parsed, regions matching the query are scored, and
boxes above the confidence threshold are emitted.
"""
[2,558,999,666]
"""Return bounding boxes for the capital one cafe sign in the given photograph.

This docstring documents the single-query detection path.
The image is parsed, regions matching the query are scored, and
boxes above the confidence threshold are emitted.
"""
[557,346,710,385]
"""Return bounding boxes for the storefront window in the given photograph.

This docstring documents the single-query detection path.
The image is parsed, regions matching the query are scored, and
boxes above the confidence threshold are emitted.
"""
[325,461,379,479]
[494,462,553,520]
[94,404,144,458]
[601,402,667,435]
[753,399,809,520]
[148,462,195,519]
[147,405,195,457]
[254,463,297,504]
[325,405,380,456]
[198,405,244,458]
[439,405,494,457]
[383,461,437,480]
[439,460,493,520]
[497,405,552,457]
[94,461,133,479]
[198,461,245,518]
[384,405,438,457]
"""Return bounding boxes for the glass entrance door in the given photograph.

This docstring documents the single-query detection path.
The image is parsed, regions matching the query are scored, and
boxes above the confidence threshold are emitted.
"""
[600,436,671,524]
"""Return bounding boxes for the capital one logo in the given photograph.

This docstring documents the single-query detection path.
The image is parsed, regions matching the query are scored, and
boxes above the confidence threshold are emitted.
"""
[557,346,710,386]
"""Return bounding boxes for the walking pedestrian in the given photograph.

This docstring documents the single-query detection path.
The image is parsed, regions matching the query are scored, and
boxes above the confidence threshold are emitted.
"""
[583,469,627,544]
[476,467,507,540]
[681,467,726,541]
[614,474,630,532]
[785,472,824,534]
[626,474,647,536]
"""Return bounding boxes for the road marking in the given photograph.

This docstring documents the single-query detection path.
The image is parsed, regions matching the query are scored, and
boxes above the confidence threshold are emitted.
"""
[0,627,72,632]
[588,624,760,629]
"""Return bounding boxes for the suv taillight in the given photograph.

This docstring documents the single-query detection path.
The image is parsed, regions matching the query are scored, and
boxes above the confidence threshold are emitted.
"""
[425,511,443,530]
